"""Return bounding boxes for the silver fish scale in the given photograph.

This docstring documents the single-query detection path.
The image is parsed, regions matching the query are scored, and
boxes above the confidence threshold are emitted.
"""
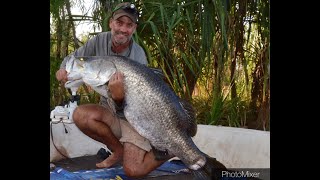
[108,56,206,167]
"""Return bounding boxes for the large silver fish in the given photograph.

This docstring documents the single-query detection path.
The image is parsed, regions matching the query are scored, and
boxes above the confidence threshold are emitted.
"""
[64,55,228,179]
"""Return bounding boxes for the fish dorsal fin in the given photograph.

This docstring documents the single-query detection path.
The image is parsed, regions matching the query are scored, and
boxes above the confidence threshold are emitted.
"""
[179,99,197,137]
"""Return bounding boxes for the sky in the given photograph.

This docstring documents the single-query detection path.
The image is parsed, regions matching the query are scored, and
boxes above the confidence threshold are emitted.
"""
[71,0,101,38]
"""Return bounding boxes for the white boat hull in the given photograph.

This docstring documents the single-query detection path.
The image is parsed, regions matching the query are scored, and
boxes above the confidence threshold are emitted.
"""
[50,122,270,168]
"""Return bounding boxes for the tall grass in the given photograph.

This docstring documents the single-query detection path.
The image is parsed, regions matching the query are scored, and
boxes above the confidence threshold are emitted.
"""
[50,0,269,130]
[50,56,67,109]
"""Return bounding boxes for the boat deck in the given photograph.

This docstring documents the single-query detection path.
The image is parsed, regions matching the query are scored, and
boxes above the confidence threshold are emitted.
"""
[50,154,194,180]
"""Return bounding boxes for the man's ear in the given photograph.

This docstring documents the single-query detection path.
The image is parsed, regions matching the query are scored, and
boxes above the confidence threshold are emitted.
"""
[109,18,113,29]
[133,23,137,32]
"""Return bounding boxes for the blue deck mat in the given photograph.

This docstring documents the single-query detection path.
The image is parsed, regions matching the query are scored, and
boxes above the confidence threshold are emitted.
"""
[50,160,190,180]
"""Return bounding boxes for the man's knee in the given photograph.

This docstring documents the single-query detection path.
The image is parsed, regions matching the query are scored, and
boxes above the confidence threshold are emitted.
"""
[72,105,99,125]
[72,104,114,126]
[72,106,85,124]
[122,144,152,178]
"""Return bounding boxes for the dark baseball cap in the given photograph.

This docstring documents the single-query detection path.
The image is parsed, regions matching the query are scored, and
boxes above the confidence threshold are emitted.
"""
[112,2,139,23]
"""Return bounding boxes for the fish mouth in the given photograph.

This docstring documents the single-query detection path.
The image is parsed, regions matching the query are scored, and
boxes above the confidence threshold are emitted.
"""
[189,158,206,170]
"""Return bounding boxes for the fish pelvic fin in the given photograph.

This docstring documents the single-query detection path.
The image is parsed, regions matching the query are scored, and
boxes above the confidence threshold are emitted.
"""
[179,99,197,137]
[192,154,228,180]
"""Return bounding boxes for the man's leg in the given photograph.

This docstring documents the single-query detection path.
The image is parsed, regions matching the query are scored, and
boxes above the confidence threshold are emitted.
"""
[118,116,174,178]
[72,104,123,168]
[122,142,170,178]
[73,104,172,178]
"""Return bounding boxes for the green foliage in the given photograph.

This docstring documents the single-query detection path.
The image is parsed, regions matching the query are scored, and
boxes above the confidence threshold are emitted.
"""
[193,87,251,128]
[50,56,66,108]
[50,0,270,130]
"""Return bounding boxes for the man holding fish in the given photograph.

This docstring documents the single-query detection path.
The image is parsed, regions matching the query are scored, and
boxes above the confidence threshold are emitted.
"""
[55,2,168,178]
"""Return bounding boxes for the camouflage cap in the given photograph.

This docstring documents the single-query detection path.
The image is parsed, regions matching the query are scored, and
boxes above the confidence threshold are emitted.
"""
[112,2,139,23]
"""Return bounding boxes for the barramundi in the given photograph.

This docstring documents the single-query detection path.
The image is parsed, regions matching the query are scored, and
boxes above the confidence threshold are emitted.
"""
[64,55,228,179]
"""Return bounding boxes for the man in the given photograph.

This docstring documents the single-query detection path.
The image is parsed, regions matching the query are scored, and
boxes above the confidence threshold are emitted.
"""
[55,2,170,178]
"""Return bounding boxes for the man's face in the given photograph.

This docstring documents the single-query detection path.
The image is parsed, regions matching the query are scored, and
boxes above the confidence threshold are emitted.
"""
[110,16,137,45]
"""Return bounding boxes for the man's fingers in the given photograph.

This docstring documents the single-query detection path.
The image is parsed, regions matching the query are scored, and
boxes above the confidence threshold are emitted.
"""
[114,72,123,82]
[118,72,124,80]
[56,69,68,82]
[110,73,115,82]
[111,72,123,82]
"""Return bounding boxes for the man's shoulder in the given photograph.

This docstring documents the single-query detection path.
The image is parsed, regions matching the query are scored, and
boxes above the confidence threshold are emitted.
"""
[91,32,112,47]
[131,42,147,65]
[132,41,144,53]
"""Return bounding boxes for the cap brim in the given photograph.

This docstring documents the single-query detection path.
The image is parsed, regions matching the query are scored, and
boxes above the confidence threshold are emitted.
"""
[113,10,137,23]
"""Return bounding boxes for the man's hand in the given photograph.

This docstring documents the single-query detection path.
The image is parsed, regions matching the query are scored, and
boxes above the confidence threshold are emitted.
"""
[56,69,68,84]
[108,72,125,103]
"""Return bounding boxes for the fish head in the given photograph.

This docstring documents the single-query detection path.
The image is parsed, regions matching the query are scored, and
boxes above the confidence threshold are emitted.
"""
[82,59,116,87]
[64,56,117,94]
[64,79,84,91]
[65,55,85,81]
[64,56,85,90]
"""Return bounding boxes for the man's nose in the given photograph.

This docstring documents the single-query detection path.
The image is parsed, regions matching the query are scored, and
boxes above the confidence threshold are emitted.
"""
[119,26,128,34]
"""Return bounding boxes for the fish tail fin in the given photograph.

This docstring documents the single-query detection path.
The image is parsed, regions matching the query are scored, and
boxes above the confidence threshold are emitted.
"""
[192,154,228,180]
[192,154,263,180]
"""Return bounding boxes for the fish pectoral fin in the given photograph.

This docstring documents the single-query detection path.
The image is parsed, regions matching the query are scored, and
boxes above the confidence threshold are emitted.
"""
[151,146,170,161]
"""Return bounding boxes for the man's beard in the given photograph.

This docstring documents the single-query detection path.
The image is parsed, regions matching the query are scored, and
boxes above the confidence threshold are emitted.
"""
[111,31,132,45]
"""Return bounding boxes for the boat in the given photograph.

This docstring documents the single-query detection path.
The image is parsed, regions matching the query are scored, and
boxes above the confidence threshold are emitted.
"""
[50,118,270,179]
